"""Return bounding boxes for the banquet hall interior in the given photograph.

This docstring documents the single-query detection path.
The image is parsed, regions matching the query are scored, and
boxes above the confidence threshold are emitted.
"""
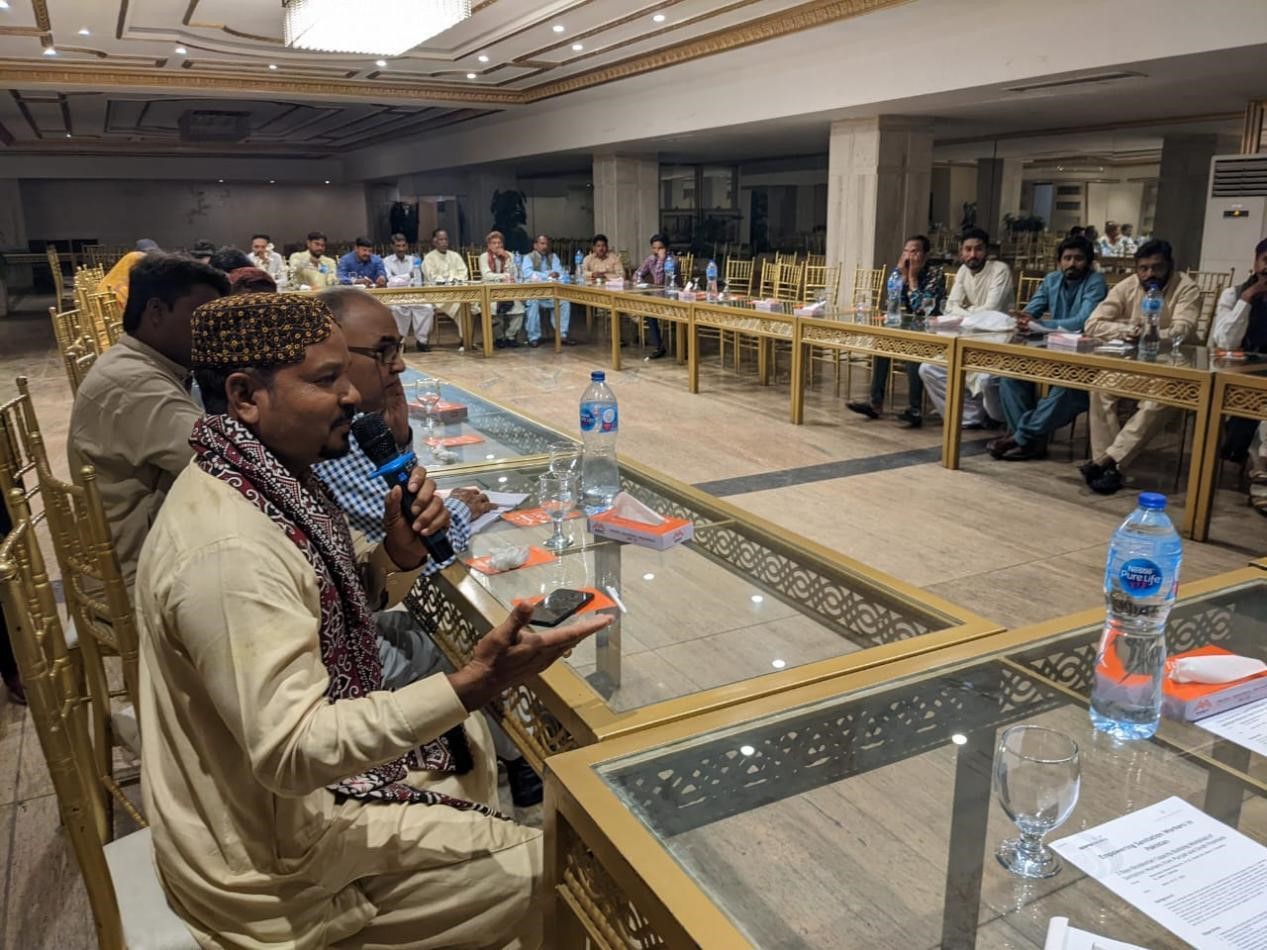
[2,0,1267,947]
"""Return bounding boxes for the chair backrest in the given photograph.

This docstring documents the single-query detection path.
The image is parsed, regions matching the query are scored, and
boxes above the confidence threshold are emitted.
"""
[803,264,842,306]
[1017,275,1044,309]
[943,271,956,296]
[806,253,827,268]
[850,266,885,309]
[1194,290,1223,345]
[1186,269,1234,294]
[723,258,755,296]
[84,292,118,352]
[39,461,141,716]
[46,246,66,302]
[0,499,142,949]
[0,376,49,525]
[773,260,806,303]
[756,259,777,298]
[465,251,481,277]
[675,253,695,284]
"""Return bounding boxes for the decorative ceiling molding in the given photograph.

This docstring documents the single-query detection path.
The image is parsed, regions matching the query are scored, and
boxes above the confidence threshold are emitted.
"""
[0,0,909,111]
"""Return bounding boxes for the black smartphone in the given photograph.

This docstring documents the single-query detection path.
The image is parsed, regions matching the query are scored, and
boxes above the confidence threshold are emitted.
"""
[530,588,594,627]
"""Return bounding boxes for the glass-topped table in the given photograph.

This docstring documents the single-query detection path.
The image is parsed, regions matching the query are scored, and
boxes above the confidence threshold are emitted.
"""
[546,567,1267,949]
[406,453,1000,770]
[398,368,571,472]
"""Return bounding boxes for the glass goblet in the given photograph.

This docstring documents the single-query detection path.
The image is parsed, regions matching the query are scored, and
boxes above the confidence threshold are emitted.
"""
[413,377,442,449]
[538,472,578,553]
[993,725,1081,879]
[1169,326,1186,363]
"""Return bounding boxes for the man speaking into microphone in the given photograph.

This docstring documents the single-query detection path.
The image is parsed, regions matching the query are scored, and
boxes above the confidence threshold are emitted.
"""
[134,292,608,948]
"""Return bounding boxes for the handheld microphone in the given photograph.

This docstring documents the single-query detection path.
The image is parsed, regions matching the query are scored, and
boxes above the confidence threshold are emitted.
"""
[351,413,455,564]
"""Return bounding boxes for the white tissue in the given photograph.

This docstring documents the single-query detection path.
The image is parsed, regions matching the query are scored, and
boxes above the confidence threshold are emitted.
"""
[387,275,411,288]
[489,547,530,571]
[960,309,1016,332]
[1169,655,1267,684]
[606,492,665,525]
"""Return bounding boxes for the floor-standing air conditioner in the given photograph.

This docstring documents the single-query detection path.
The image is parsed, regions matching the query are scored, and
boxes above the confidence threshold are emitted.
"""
[1200,153,1267,279]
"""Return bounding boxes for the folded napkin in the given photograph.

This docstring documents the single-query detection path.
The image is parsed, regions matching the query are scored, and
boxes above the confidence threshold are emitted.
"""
[961,309,1016,332]
[1169,654,1267,684]
[606,492,665,525]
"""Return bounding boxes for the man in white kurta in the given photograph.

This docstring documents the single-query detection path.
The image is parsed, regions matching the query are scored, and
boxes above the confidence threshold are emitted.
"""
[383,234,436,351]
[919,228,1015,427]
[137,292,605,948]
[422,229,476,348]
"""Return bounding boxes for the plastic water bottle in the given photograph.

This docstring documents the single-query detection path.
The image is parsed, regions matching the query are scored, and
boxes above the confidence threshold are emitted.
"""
[511,251,522,279]
[884,267,903,327]
[1139,284,1163,361]
[855,300,869,324]
[574,249,585,284]
[579,371,620,511]
[1089,492,1183,740]
[706,259,719,295]
[663,255,676,292]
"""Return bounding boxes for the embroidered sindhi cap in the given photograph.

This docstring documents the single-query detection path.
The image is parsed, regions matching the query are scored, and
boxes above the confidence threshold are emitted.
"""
[191,292,333,370]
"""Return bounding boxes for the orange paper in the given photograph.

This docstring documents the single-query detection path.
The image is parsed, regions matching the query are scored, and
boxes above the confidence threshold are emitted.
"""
[502,507,584,528]
[513,587,617,617]
[465,546,555,575]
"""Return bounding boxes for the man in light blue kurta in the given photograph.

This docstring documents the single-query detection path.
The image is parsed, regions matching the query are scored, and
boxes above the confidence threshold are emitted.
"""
[991,235,1108,462]
[522,233,573,346]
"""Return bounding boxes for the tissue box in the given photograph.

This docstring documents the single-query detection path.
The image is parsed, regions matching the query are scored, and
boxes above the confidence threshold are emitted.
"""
[588,510,693,549]
[603,279,627,290]
[1161,646,1267,721]
[1047,332,1095,351]
[677,290,701,301]
[409,399,468,424]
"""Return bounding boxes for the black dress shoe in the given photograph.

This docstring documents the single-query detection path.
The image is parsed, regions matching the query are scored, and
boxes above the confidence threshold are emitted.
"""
[503,757,543,807]
[649,348,667,359]
[897,408,923,428]
[1079,459,1104,487]
[528,339,540,348]
[1090,462,1123,495]
[963,417,1003,431]
[1000,441,1048,462]
[562,337,579,346]
[494,339,506,350]
[845,401,881,420]
[504,339,520,348]
[987,435,1016,459]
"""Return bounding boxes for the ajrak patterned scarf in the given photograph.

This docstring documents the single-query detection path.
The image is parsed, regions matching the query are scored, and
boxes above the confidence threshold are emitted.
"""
[190,413,499,816]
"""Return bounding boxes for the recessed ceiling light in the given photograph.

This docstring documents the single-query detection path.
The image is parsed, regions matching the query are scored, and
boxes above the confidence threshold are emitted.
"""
[269,179,276,184]
[571,43,583,51]
[64,132,71,138]
[268,63,278,70]
[324,179,330,184]
[951,733,968,746]
[77,28,90,36]
[652,13,666,22]
[375,59,386,67]
[642,572,655,581]
[477,54,489,63]
[739,745,755,756]
[218,179,224,183]
[43,47,57,56]
[174,46,187,54]
[466,72,476,79]
[551,23,565,32]
[750,594,764,604]
[771,659,786,669]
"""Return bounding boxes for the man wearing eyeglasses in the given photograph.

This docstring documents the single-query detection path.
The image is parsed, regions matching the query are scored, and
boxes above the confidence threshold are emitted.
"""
[311,288,546,807]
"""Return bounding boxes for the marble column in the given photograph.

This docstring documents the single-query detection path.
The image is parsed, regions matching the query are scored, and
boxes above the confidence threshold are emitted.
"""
[0,179,27,250]
[1153,133,1223,270]
[826,116,932,303]
[592,153,659,265]
[974,158,1022,238]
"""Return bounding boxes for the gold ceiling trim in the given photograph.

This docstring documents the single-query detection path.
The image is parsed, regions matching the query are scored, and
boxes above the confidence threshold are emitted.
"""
[32,0,52,32]
[524,0,911,101]
[935,111,1243,147]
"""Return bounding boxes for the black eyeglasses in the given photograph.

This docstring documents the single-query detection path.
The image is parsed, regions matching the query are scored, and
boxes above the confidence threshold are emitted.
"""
[347,342,403,365]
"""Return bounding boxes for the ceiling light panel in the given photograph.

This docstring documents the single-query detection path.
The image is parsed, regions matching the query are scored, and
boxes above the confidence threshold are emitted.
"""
[283,0,472,55]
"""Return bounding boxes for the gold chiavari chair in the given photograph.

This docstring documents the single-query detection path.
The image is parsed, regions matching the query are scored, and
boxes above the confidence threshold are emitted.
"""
[38,461,143,768]
[84,291,120,352]
[803,264,841,307]
[850,266,885,310]
[1017,275,1044,309]
[756,259,777,298]
[0,376,46,525]
[943,270,956,297]
[773,260,805,304]
[723,258,755,296]
[1186,269,1234,294]
[0,504,197,950]
[675,253,695,285]
[465,250,482,278]
[46,246,74,309]
[806,253,827,268]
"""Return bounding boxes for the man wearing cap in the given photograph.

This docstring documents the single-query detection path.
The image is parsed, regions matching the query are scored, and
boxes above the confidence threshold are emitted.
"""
[135,292,605,948]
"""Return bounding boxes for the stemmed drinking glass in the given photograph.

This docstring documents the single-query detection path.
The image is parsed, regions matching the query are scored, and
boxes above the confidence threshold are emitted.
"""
[918,295,937,330]
[1169,325,1186,363]
[413,376,442,452]
[993,725,1081,879]
[538,472,578,552]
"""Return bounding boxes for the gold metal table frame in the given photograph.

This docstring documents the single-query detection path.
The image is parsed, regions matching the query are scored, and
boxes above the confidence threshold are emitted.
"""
[1194,370,1267,542]
[544,566,1267,950]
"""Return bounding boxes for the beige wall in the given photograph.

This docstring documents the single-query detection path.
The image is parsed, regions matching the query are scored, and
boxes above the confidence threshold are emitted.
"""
[19,179,369,252]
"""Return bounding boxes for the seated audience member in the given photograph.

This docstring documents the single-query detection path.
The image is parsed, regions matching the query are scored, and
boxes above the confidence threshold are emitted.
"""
[523,233,575,347]
[190,239,216,265]
[384,233,435,352]
[1211,238,1267,512]
[918,228,1015,428]
[1080,239,1200,494]
[583,234,626,284]
[249,233,287,287]
[137,291,607,948]
[312,287,544,805]
[1097,221,1134,258]
[989,236,1107,461]
[96,238,159,307]
[210,245,253,274]
[227,266,278,295]
[68,255,230,585]
[847,234,944,428]
[477,230,523,349]
[422,228,475,349]
[338,236,388,287]
[632,233,671,359]
[288,231,339,289]
[1067,226,1087,239]
[1121,223,1138,245]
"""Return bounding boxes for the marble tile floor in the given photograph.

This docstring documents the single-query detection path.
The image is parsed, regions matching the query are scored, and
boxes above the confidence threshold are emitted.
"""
[0,298,1263,947]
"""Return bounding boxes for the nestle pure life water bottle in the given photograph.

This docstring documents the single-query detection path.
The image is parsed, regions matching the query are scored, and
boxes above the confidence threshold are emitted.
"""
[1089,492,1183,740]
[579,371,620,511]
[884,267,903,327]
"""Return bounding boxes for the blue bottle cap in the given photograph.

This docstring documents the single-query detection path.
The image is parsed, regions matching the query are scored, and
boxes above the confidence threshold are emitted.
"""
[1138,492,1167,510]
[591,371,605,382]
